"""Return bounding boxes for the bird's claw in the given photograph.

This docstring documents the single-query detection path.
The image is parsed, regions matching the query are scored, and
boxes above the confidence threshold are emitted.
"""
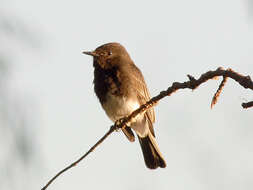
[115,118,126,132]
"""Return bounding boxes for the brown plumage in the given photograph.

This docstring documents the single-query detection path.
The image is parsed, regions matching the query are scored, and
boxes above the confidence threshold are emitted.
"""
[83,42,166,169]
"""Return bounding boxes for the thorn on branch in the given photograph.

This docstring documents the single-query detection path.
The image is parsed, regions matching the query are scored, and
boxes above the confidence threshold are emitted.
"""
[187,74,196,82]
[187,74,197,89]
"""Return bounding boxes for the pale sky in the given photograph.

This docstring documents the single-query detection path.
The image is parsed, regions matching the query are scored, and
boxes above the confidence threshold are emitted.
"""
[2,0,253,190]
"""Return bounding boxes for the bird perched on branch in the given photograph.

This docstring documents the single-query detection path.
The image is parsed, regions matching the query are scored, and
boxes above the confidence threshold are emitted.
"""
[83,42,166,169]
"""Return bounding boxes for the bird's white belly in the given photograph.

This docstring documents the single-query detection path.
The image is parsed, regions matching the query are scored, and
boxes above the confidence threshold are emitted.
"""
[102,93,140,122]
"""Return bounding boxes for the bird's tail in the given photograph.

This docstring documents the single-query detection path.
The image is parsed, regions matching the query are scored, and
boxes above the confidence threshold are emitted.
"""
[138,132,166,169]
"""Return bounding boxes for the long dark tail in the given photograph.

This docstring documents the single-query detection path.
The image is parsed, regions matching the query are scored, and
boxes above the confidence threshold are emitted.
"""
[138,132,166,169]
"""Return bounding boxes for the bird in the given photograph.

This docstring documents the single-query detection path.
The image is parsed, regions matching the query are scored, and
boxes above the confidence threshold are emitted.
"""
[83,42,166,169]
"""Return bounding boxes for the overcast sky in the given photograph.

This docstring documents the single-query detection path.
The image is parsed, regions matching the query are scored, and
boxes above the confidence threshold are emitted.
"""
[2,0,253,190]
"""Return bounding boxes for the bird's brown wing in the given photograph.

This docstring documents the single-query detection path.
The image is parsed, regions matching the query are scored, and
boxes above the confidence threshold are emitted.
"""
[128,64,156,136]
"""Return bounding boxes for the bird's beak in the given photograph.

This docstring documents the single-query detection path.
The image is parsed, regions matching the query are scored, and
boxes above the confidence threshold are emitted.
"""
[82,51,98,57]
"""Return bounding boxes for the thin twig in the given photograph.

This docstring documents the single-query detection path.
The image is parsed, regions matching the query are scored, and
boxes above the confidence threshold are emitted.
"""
[41,67,253,190]
[211,76,228,108]
[242,101,253,109]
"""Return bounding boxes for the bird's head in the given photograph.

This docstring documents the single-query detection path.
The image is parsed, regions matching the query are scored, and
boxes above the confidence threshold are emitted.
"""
[83,42,131,69]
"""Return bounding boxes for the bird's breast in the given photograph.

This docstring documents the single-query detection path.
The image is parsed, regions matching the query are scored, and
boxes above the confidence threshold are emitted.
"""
[102,93,140,122]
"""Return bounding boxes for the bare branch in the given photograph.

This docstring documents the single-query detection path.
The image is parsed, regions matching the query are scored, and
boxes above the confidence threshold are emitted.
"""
[242,101,253,109]
[41,67,253,190]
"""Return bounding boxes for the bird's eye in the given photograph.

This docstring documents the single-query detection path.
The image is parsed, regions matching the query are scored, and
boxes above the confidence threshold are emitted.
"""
[108,51,112,55]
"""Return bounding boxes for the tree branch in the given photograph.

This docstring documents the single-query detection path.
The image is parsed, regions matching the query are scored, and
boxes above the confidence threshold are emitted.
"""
[211,76,228,108]
[41,67,253,190]
[242,101,253,109]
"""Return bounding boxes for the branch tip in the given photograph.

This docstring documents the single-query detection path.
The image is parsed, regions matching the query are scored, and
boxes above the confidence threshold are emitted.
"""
[242,101,253,109]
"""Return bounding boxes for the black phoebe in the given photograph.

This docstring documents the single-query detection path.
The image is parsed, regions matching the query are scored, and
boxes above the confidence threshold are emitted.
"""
[83,42,166,169]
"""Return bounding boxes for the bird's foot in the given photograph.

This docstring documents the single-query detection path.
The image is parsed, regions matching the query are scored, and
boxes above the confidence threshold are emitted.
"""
[115,118,126,132]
